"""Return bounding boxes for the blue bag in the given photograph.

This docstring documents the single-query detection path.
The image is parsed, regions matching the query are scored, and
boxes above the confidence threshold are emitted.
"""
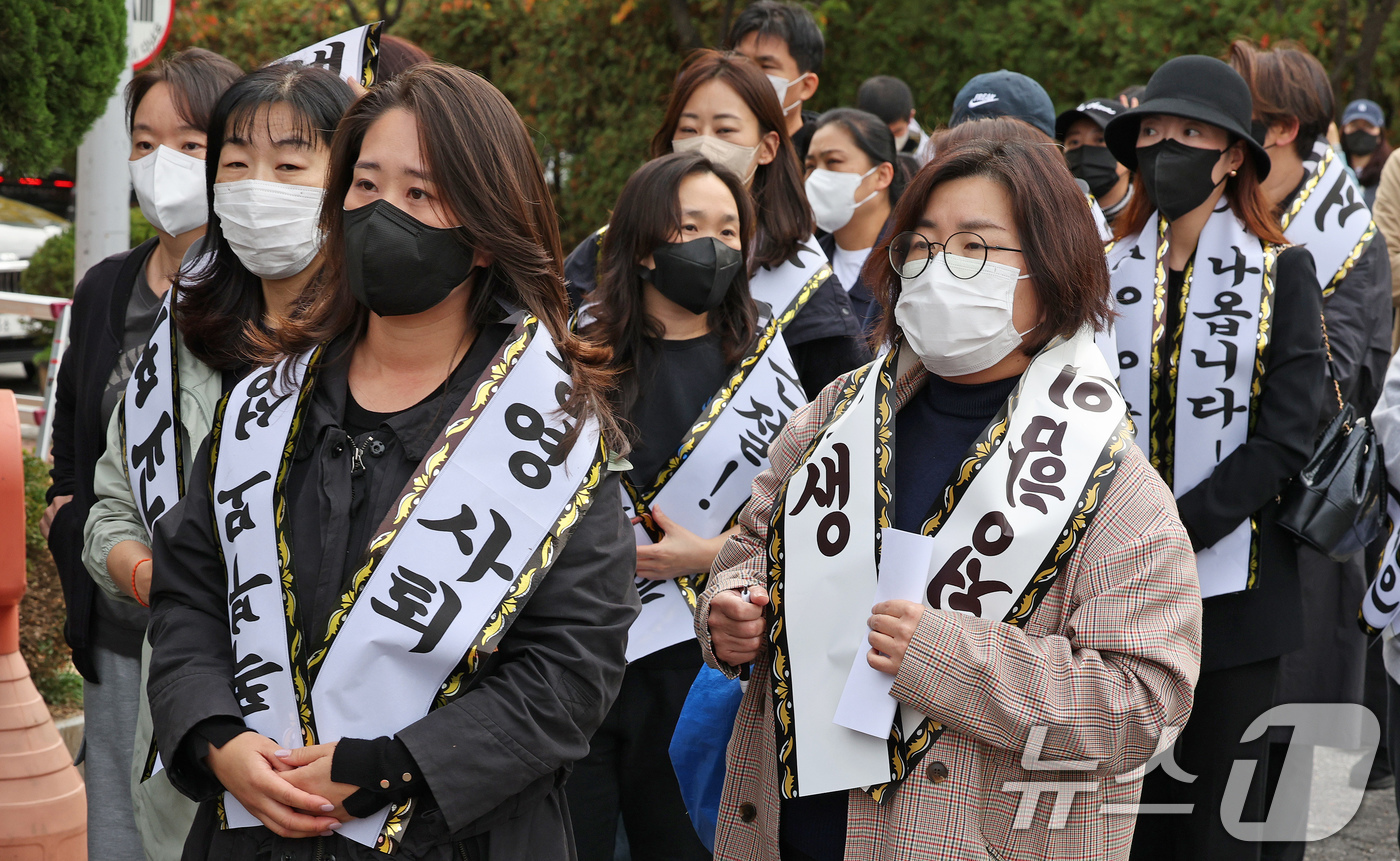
[668,664,744,852]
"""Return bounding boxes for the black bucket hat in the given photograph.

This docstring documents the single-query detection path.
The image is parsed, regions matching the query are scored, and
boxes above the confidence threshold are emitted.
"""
[1104,55,1271,180]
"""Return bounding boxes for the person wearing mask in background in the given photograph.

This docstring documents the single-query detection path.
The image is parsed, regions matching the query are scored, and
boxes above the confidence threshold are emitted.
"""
[807,108,904,334]
[947,69,1112,239]
[147,63,637,860]
[856,75,924,155]
[81,63,353,861]
[37,47,242,861]
[724,0,823,160]
[1056,98,1134,226]
[1102,56,1327,861]
[1342,99,1390,208]
[566,50,869,399]
[701,131,1200,861]
[1228,41,1395,833]
[377,34,432,82]
[571,151,826,861]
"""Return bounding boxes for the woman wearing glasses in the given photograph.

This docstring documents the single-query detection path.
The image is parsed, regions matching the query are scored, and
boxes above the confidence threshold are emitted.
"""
[699,131,1201,860]
[1102,58,1327,861]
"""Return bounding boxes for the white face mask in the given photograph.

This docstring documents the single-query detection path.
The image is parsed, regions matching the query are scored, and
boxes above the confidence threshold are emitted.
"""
[805,166,879,233]
[767,72,810,116]
[213,179,326,280]
[128,145,209,238]
[894,131,910,152]
[893,252,1033,377]
[672,135,762,184]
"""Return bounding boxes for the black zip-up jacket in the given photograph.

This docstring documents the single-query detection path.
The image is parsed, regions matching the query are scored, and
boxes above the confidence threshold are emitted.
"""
[147,325,639,860]
[48,238,158,680]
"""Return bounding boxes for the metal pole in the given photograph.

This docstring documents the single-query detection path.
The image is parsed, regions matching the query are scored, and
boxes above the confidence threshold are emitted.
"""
[74,64,132,288]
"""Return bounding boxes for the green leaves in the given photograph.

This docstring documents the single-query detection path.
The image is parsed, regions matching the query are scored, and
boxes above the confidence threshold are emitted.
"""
[0,0,127,175]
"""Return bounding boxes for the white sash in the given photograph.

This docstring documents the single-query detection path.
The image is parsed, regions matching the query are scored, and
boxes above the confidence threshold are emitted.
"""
[747,234,832,320]
[771,330,1131,798]
[274,22,383,87]
[1281,138,1376,296]
[1108,208,1272,598]
[623,322,807,662]
[1361,490,1400,635]
[212,319,606,848]
[122,290,182,538]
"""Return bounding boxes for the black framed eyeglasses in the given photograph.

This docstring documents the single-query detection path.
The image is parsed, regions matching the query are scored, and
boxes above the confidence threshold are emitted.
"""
[888,231,1024,280]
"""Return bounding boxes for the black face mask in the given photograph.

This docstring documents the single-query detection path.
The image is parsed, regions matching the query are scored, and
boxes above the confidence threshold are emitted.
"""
[1137,139,1227,222]
[343,199,478,317]
[640,237,743,315]
[1345,130,1381,156]
[1065,145,1122,199]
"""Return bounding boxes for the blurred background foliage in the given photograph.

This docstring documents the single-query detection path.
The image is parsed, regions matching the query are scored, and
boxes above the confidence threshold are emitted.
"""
[157,0,1400,247]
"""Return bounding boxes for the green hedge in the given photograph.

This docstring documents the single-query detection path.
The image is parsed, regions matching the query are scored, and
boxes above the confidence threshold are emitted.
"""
[163,0,1400,249]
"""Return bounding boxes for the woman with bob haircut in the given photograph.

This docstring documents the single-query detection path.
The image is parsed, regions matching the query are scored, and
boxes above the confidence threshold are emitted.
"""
[82,61,354,861]
[146,63,638,860]
[699,131,1202,859]
[1101,56,1327,861]
[566,49,869,400]
[44,45,241,861]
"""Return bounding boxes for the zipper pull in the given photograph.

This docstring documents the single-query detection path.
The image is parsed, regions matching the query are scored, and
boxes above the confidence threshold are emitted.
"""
[348,433,366,477]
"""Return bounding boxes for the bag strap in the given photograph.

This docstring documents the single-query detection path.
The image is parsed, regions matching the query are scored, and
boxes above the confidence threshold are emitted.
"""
[1320,312,1348,421]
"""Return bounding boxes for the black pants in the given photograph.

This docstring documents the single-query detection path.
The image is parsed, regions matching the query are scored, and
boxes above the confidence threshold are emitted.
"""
[565,641,710,861]
[1131,657,1280,861]
[1388,666,1400,849]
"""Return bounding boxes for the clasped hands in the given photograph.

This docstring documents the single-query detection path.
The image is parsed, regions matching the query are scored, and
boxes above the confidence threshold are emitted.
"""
[206,733,359,839]
[708,585,925,676]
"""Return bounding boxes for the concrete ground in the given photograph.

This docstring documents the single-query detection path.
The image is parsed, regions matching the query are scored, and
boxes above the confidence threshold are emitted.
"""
[1302,747,1397,860]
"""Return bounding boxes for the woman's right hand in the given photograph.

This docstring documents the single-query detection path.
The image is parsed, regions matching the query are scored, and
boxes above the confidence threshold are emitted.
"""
[708,585,769,666]
[206,732,343,839]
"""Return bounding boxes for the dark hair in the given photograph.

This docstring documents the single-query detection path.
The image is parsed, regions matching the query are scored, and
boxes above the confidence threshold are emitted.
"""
[267,63,624,453]
[1227,40,1334,161]
[585,152,758,431]
[1352,135,1393,188]
[126,48,242,133]
[651,50,814,271]
[856,76,914,124]
[378,34,431,82]
[812,107,907,204]
[1112,126,1286,246]
[175,63,353,371]
[867,136,1113,353]
[724,0,824,75]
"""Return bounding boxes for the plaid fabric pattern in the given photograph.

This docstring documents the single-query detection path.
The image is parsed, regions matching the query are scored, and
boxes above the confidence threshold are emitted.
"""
[695,362,1203,861]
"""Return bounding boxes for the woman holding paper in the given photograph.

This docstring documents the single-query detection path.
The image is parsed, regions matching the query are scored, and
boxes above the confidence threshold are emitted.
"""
[80,62,354,861]
[570,151,828,859]
[145,64,638,860]
[700,131,1202,860]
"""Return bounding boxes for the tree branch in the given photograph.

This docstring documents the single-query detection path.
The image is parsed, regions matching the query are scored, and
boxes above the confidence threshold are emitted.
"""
[344,0,366,27]
[719,0,738,46]
[667,0,703,51]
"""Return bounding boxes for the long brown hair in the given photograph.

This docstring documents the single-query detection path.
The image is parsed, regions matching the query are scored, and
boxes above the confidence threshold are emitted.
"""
[1111,130,1286,246]
[267,63,624,453]
[649,49,813,271]
[585,152,757,432]
[866,135,1113,352]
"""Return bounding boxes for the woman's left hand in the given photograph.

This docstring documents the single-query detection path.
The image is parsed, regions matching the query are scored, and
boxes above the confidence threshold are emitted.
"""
[276,743,356,822]
[634,506,727,581]
[867,600,925,676]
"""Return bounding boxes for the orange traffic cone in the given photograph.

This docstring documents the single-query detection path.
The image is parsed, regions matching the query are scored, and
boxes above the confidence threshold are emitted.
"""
[0,389,86,858]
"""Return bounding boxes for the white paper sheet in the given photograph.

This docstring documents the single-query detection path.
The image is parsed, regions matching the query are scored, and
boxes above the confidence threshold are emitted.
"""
[833,528,935,737]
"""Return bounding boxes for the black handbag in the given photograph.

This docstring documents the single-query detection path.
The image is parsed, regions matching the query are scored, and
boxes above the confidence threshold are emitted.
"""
[1277,314,1386,560]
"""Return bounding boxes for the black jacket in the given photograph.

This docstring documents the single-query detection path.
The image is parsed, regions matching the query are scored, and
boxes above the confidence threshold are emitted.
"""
[48,238,157,680]
[147,328,640,860]
[1163,246,1326,672]
[1317,232,1392,417]
[818,228,891,338]
[563,231,871,400]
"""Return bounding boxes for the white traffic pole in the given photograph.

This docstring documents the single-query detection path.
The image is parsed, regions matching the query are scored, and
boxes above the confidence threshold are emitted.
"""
[74,64,132,288]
